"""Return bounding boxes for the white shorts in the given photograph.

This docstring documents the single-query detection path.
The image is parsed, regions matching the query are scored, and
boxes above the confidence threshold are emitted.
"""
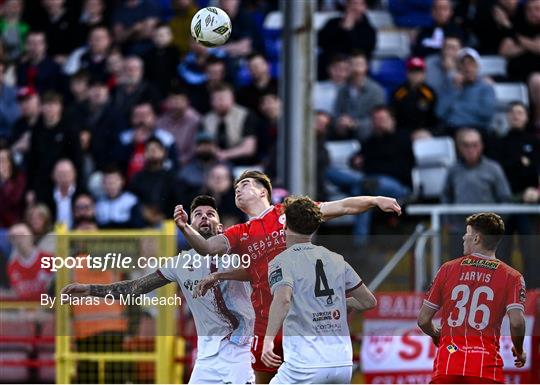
[189,339,254,384]
[270,362,352,384]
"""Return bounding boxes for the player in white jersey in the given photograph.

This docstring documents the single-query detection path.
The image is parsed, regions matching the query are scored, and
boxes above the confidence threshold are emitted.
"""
[61,195,255,384]
[262,196,377,384]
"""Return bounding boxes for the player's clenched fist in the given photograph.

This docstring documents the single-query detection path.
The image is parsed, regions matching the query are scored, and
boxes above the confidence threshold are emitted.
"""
[512,347,526,368]
[193,273,218,298]
[174,205,189,230]
[375,196,402,216]
[261,337,281,368]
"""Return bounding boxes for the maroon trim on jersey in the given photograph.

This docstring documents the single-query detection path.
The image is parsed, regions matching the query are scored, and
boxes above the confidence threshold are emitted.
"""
[346,280,363,293]
[155,269,171,282]
[210,264,239,331]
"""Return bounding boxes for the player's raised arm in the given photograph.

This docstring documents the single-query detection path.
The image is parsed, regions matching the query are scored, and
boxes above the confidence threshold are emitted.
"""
[320,196,402,221]
[61,272,170,301]
[174,205,228,255]
[193,267,251,298]
[262,285,292,368]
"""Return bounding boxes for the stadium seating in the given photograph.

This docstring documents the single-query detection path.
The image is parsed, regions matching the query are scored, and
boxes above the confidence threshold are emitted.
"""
[372,31,411,59]
[411,137,456,199]
[478,56,507,78]
[493,83,530,108]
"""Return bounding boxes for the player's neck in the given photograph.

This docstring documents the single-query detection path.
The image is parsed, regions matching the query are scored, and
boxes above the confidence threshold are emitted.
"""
[471,249,496,259]
[245,200,271,219]
[286,233,312,248]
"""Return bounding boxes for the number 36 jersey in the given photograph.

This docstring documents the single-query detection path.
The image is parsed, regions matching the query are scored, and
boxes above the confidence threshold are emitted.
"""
[424,253,526,382]
[268,242,363,369]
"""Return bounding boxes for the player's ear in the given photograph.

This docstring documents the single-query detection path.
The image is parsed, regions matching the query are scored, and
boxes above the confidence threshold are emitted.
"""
[216,223,224,234]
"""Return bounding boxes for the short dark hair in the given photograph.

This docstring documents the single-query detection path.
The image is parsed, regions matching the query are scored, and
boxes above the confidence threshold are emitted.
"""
[42,91,63,105]
[283,196,323,235]
[210,82,234,95]
[145,136,165,149]
[372,104,394,118]
[466,212,505,251]
[508,101,528,112]
[206,55,226,67]
[190,195,218,215]
[234,170,273,204]
[349,49,367,61]
[247,51,266,62]
[102,164,123,176]
[329,53,349,65]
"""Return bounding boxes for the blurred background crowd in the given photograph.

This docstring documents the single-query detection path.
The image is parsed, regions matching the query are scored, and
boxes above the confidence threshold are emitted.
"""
[0,0,539,299]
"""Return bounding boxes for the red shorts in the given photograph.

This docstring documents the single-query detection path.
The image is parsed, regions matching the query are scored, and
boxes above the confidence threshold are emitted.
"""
[431,375,503,384]
[251,333,283,373]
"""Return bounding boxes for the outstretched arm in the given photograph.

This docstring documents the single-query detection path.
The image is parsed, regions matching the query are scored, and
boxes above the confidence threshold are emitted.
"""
[321,196,402,221]
[61,272,170,300]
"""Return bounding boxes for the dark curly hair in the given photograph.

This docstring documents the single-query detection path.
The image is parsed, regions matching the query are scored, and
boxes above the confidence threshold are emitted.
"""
[466,212,505,250]
[283,196,323,235]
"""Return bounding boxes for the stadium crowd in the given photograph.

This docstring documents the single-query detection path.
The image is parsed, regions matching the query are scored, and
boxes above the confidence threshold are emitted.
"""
[0,0,540,298]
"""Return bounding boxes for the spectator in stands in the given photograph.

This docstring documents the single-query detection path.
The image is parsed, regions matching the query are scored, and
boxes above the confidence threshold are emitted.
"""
[327,106,413,243]
[169,0,198,58]
[65,25,112,82]
[112,0,160,56]
[130,137,180,226]
[202,163,244,227]
[105,48,124,89]
[95,166,142,228]
[65,70,90,124]
[24,204,55,254]
[201,83,258,165]
[157,87,200,166]
[315,111,331,202]
[443,127,512,204]
[10,87,39,158]
[143,23,181,99]
[7,223,53,300]
[112,56,160,123]
[83,78,124,171]
[474,0,520,54]
[119,102,177,179]
[412,0,462,57]
[442,127,512,258]
[187,55,228,115]
[75,0,108,45]
[43,159,86,228]
[493,102,540,284]
[313,54,350,116]
[318,0,376,79]
[0,0,29,62]
[178,132,219,201]
[425,34,462,103]
[333,51,385,140]
[236,53,278,115]
[178,41,226,87]
[0,60,20,139]
[500,0,540,131]
[391,57,437,132]
[218,0,264,57]
[0,146,26,227]
[258,92,280,162]
[34,0,80,62]
[436,48,496,132]
[16,31,62,94]
[72,193,97,229]
[26,92,82,206]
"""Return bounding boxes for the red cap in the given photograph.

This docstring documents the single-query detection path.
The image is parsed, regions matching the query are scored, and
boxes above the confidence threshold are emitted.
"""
[17,86,37,100]
[406,57,425,71]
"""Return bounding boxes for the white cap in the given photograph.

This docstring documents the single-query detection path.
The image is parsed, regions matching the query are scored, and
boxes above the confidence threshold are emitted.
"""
[458,47,480,64]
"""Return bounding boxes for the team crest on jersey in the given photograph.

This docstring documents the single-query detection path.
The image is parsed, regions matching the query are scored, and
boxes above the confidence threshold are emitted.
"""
[240,233,249,241]
[447,344,459,353]
[366,336,393,361]
[269,268,283,287]
[278,214,286,224]
[461,258,500,270]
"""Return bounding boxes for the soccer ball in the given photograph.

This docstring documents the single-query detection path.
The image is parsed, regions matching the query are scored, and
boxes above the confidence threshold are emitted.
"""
[190,7,232,47]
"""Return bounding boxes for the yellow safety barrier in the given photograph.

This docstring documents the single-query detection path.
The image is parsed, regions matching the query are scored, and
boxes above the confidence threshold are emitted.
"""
[54,221,183,384]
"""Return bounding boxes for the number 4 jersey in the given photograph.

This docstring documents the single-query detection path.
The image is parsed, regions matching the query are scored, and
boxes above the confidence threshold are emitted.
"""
[268,242,363,369]
[424,253,526,382]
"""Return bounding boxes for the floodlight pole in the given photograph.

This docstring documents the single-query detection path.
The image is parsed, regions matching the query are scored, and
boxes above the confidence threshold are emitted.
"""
[278,0,316,196]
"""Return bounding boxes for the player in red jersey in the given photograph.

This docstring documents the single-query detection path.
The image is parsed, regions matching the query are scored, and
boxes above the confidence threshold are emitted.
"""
[417,213,527,384]
[174,170,401,383]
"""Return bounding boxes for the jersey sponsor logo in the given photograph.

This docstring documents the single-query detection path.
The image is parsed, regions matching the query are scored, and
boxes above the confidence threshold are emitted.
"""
[460,258,500,270]
[446,344,458,353]
[268,268,283,287]
[278,214,286,224]
[183,279,200,292]
[312,310,340,322]
[332,309,341,320]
